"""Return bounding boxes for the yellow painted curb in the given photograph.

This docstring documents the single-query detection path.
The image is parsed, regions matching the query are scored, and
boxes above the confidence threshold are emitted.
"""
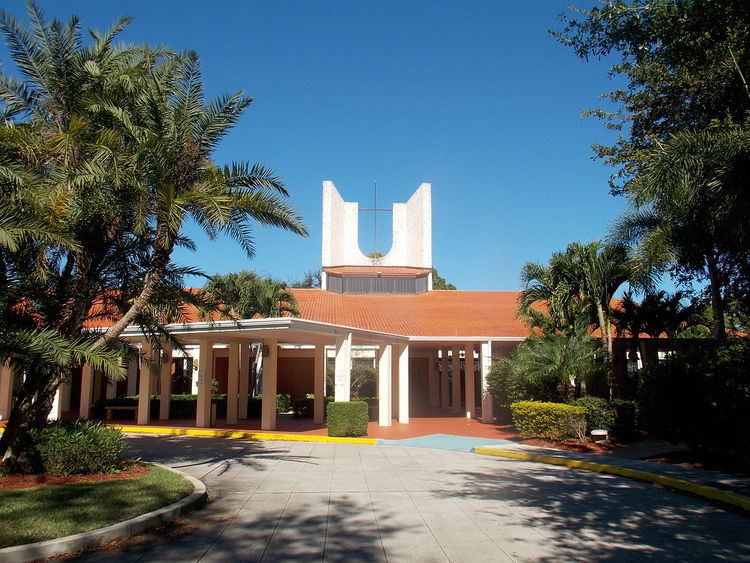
[113,425,377,445]
[474,447,750,513]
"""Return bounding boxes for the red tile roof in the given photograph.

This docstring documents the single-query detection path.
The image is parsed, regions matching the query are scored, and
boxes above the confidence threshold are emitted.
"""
[290,289,530,337]
[323,266,431,277]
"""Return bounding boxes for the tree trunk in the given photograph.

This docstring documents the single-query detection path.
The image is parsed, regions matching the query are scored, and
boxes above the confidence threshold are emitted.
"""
[596,302,614,399]
[705,255,726,341]
[0,368,61,468]
[93,246,171,349]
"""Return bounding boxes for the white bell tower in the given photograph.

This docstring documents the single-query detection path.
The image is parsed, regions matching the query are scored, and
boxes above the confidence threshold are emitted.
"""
[321,180,432,272]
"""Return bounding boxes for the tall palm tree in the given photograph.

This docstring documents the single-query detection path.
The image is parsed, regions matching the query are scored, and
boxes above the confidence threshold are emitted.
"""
[0,3,306,464]
[520,241,634,356]
[96,51,307,345]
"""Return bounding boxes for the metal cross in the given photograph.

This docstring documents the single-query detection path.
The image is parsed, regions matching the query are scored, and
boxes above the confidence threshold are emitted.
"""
[359,181,391,252]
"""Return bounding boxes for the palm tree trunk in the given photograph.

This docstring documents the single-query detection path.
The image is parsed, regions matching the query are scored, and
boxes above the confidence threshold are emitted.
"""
[596,302,614,399]
[706,255,726,341]
[0,368,60,466]
[92,246,170,349]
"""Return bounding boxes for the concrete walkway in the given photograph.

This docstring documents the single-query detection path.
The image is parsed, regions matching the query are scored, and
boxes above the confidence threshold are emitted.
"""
[72,435,749,562]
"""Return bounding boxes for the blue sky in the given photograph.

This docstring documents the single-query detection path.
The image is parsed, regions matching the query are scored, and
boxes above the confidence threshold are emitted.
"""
[2,0,631,290]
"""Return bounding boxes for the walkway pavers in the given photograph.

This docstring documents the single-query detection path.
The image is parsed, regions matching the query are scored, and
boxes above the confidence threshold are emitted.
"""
[73,435,750,562]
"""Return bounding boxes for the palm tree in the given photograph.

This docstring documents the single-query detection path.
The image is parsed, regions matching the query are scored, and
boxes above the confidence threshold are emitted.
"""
[566,242,634,359]
[490,320,602,403]
[613,126,750,341]
[0,3,306,464]
[95,50,307,346]
[520,241,634,356]
[205,271,300,319]
[612,290,697,370]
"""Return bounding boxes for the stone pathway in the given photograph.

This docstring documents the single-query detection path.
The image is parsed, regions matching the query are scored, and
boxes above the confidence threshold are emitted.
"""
[72,435,750,562]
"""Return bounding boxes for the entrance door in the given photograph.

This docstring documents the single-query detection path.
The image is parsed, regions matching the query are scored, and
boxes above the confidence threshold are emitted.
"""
[214,357,229,394]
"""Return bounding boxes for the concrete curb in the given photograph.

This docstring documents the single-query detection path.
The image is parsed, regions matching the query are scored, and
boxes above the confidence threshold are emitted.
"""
[0,463,207,562]
[473,447,750,514]
[115,424,377,445]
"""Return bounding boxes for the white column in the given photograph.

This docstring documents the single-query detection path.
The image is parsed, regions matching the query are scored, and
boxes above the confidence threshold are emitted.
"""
[428,350,439,408]
[159,343,173,420]
[0,363,14,420]
[138,343,154,425]
[60,379,71,412]
[465,343,476,418]
[480,340,494,423]
[398,343,410,424]
[314,344,326,424]
[126,360,138,396]
[377,343,392,426]
[440,348,449,410]
[334,332,352,402]
[451,346,461,415]
[239,343,251,419]
[49,385,62,421]
[196,341,214,427]
[226,342,240,425]
[79,364,94,419]
[261,339,278,430]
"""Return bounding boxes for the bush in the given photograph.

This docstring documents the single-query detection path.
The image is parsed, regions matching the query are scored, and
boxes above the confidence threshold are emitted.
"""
[511,401,586,441]
[276,394,292,413]
[96,394,291,421]
[32,420,124,476]
[327,401,368,437]
[571,396,615,433]
[637,339,750,458]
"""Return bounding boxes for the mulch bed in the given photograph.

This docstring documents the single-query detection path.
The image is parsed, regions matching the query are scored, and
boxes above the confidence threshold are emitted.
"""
[518,437,619,453]
[644,450,750,478]
[0,461,150,491]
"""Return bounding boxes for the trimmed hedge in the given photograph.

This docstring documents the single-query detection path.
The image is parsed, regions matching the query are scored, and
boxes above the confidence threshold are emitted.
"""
[571,396,615,433]
[31,420,124,476]
[511,401,586,441]
[95,394,290,421]
[327,401,369,437]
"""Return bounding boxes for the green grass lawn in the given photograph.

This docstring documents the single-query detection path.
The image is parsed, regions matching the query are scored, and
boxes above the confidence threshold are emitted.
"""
[0,465,194,548]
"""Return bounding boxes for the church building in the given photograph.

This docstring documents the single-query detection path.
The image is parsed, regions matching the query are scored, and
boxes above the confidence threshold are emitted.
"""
[1,182,533,431]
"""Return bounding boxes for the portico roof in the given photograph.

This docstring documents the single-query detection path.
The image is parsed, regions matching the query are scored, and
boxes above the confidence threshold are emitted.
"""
[119,316,410,345]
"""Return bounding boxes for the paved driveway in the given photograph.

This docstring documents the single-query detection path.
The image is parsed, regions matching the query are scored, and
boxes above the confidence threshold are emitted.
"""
[78,435,749,562]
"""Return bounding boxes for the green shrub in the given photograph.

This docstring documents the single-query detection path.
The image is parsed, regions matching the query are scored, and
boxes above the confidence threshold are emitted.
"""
[510,401,586,441]
[327,401,368,437]
[637,339,750,458]
[276,394,292,413]
[571,396,615,433]
[32,420,124,476]
[96,394,228,420]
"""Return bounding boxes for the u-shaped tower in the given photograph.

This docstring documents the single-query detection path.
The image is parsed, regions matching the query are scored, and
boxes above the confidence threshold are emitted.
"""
[321,181,433,292]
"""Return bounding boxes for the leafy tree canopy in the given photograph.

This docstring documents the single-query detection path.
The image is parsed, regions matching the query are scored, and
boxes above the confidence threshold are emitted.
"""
[432,268,456,290]
[554,0,750,195]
